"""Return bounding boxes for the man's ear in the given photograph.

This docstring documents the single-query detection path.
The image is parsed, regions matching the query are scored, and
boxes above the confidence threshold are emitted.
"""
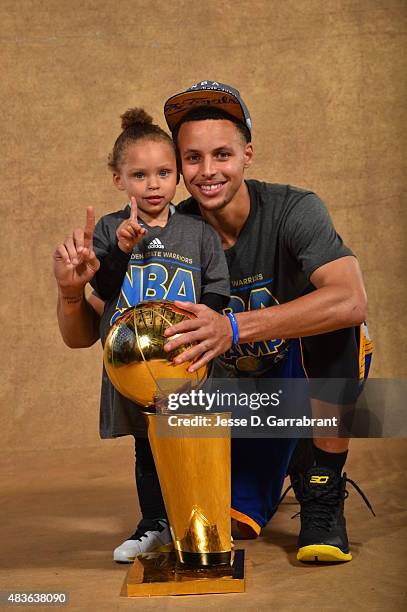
[113,172,125,191]
[243,143,254,169]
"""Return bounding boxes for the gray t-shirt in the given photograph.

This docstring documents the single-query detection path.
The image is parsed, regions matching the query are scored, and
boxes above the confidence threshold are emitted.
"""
[93,204,230,438]
[179,180,354,375]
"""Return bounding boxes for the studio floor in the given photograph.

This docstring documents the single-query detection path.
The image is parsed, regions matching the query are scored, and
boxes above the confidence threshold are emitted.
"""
[1,439,405,611]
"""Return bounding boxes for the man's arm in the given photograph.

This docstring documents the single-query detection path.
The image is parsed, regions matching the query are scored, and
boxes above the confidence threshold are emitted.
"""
[57,290,102,348]
[53,207,103,348]
[236,256,366,341]
[163,256,367,371]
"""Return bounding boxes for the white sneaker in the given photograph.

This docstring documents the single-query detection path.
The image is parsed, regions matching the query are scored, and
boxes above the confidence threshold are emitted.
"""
[113,518,172,563]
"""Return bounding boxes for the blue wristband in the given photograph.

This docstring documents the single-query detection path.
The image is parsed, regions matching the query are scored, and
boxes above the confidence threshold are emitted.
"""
[226,312,239,346]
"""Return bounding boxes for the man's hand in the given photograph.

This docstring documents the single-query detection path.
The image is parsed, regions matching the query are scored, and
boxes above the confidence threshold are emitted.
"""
[116,197,147,253]
[164,301,233,371]
[53,206,100,295]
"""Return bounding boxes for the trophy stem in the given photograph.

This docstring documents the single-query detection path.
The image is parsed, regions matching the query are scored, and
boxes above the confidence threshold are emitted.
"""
[144,413,232,567]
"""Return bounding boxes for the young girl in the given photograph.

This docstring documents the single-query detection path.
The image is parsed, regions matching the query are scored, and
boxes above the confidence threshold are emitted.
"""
[91,108,230,562]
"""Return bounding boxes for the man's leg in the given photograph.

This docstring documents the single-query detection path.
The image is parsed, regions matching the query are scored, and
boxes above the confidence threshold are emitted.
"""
[295,405,353,562]
[231,437,297,536]
[113,436,171,563]
[294,326,373,562]
[313,436,349,468]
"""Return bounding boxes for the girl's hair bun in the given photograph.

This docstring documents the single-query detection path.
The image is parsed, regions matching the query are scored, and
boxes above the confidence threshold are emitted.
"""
[120,108,153,130]
[108,107,175,172]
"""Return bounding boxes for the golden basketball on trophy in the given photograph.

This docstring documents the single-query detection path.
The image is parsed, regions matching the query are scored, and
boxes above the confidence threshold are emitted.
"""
[103,300,208,407]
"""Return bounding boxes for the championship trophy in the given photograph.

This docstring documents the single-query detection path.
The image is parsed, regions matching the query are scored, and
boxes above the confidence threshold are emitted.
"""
[104,301,245,597]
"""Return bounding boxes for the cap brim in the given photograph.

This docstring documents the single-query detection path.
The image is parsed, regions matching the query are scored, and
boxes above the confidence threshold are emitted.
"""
[164,89,246,132]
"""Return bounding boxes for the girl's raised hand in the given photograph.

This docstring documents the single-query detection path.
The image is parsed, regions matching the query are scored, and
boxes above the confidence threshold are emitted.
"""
[116,197,147,253]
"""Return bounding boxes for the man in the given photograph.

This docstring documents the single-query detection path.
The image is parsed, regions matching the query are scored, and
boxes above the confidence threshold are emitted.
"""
[54,81,373,563]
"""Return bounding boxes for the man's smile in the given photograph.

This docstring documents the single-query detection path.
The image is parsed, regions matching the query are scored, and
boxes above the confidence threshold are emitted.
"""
[196,182,226,196]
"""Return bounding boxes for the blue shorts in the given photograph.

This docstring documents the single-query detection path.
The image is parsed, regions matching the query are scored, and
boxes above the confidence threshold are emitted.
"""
[231,324,373,533]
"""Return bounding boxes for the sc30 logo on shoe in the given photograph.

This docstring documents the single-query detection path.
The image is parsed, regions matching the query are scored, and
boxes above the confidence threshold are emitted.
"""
[310,475,329,484]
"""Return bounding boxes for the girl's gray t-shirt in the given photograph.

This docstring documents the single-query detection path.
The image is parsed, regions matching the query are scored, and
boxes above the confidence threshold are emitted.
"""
[94,205,230,438]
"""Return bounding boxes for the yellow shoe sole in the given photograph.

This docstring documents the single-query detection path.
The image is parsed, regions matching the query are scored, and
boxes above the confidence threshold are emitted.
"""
[297,544,352,562]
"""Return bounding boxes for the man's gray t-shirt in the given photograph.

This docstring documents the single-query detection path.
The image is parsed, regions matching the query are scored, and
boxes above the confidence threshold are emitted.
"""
[94,205,230,437]
[179,180,354,375]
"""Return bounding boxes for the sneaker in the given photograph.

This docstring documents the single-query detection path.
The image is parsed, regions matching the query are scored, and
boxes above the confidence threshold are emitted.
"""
[113,518,172,563]
[293,467,375,563]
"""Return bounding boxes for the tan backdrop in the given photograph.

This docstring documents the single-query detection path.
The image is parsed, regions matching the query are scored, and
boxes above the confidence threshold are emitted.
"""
[1,0,405,450]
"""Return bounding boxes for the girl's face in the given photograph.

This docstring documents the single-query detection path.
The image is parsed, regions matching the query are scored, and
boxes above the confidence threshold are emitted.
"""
[113,139,177,222]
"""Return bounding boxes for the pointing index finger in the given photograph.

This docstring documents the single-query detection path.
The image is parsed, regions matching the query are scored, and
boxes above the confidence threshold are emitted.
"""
[130,197,138,221]
[84,206,95,249]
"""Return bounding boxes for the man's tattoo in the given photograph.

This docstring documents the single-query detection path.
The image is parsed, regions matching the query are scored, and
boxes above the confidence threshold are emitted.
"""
[62,295,83,304]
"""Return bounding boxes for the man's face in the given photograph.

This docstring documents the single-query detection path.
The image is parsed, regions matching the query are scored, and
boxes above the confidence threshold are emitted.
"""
[177,120,253,212]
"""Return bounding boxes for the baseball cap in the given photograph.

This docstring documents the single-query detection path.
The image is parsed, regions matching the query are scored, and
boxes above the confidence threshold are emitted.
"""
[164,80,252,136]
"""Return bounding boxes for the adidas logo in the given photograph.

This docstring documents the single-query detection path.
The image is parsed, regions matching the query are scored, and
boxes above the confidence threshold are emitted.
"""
[147,238,164,249]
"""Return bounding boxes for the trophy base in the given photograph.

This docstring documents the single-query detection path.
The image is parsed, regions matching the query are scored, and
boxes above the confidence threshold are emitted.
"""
[120,549,245,597]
